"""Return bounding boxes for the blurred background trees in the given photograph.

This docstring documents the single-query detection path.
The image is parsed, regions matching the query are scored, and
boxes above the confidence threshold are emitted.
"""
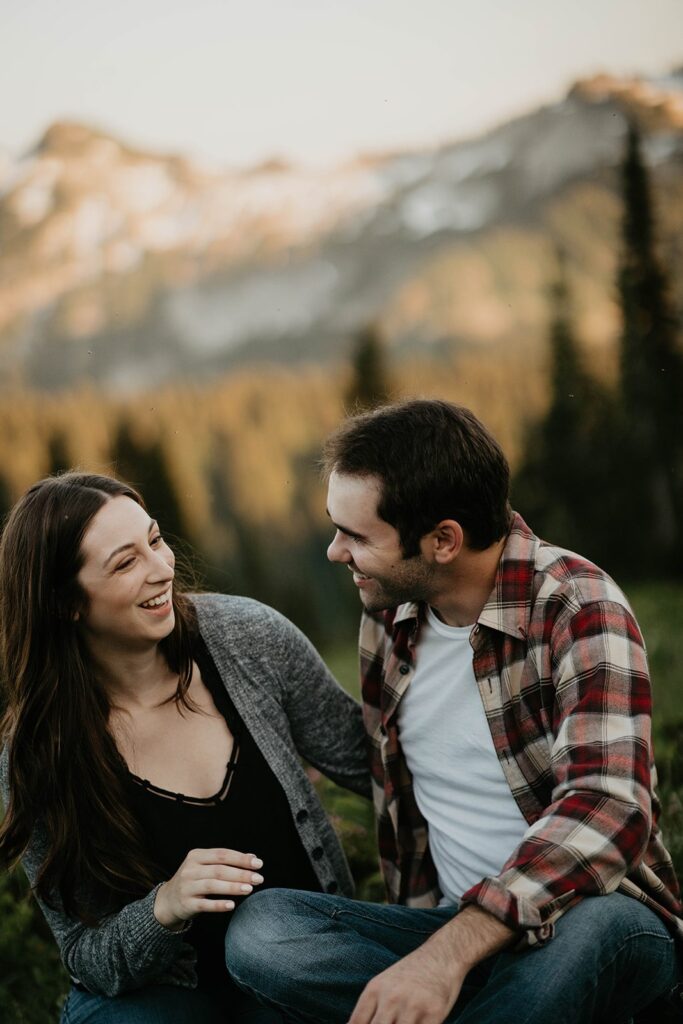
[514,120,683,579]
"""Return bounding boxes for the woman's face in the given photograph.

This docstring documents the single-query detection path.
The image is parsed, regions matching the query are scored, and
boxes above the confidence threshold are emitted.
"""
[76,495,176,653]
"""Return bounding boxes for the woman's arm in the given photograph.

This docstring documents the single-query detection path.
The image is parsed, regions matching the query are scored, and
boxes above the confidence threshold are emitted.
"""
[270,607,371,798]
[195,594,371,798]
[2,751,263,997]
[0,758,188,995]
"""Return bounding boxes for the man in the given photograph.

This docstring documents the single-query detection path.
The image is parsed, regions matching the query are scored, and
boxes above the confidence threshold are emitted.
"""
[227,400,682,1024]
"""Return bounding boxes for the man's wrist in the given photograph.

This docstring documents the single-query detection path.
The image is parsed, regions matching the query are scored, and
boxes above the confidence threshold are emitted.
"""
[427,903,516,973]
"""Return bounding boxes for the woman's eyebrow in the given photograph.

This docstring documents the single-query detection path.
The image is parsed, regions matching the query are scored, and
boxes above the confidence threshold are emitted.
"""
[102,543,134,569]
[102,520,157,568]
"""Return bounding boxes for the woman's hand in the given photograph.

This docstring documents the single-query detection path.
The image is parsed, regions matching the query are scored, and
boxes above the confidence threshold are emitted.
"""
[154,848,264,930]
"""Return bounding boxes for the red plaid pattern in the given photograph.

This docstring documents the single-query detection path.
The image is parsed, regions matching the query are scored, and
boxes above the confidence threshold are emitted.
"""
[360,513,683,945]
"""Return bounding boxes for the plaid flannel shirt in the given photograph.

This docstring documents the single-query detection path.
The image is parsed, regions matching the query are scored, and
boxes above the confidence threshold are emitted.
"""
[360,513,683,946]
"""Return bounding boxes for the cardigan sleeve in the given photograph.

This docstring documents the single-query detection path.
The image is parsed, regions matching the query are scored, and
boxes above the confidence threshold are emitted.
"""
[272,608,372,800]
[192,593,371,801]
[0,749,196,997]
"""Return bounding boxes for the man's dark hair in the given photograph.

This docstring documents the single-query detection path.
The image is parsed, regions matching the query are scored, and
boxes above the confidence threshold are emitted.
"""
[323,400,512,555]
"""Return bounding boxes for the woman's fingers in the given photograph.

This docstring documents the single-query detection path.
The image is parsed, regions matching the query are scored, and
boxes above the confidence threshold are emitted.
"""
[186,874,263,897]
[154,849,265,929]
[184,864,264,886]
[191,898,237,913]
[190,848,263,870]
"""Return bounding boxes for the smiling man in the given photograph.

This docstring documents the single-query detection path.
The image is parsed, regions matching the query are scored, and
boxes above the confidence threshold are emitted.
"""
[227,400,683,1024]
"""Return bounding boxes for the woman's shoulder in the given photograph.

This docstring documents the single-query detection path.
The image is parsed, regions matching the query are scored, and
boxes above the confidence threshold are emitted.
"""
[189,593,296,639]
[189,593,310,677]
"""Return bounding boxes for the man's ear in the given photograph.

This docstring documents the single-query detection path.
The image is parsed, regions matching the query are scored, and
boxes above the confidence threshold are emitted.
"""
[421,520,464,564]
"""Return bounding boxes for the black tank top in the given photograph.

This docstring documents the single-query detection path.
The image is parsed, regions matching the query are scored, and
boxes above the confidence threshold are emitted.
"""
[125,635,321,989]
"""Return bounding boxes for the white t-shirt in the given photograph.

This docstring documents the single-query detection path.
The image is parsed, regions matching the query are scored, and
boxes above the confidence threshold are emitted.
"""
[397,606,528,903]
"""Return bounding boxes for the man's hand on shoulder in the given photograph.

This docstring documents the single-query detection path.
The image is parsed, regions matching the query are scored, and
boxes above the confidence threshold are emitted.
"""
[347,905,515,1024]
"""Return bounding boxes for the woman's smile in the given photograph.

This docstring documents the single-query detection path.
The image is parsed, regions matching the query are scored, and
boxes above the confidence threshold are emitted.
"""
[139,587,173,614]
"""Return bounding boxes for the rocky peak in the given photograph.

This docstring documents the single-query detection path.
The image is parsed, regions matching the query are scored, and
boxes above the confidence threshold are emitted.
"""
[34,120,121,157]
[570,71,683,131]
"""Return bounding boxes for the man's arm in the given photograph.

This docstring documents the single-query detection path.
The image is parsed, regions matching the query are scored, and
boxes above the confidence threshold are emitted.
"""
[461,599,654,942]
[349,906,515,1024]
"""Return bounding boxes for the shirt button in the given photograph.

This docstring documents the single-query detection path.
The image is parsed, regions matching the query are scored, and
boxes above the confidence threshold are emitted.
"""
[311,847,324,861]
[326,881,339,894]
[296,809,309,824]
[399,664,410,675]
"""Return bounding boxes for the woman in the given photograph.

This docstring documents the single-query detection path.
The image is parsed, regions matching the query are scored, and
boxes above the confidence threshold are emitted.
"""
[0,472,370,1023]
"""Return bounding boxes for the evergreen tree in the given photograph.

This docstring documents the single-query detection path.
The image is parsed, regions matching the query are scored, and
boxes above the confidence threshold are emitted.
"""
[617,121,683,574]
[111,420,188,543]
[0,474,12,526]
[514,250,612,558]
[46,431,72,476]
[345,322,390,411]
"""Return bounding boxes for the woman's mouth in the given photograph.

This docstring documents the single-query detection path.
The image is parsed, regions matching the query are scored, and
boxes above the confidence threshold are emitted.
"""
[139,588,173,614]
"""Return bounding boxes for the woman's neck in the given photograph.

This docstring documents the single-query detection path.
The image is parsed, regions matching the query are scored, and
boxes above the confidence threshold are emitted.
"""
[87,641,179,710]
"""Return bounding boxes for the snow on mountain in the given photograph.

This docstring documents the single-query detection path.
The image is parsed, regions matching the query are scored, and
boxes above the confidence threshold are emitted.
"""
[1,65,682,391]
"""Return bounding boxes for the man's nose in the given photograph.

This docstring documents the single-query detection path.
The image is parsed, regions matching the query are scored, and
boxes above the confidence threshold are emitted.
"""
[327,531,350,564]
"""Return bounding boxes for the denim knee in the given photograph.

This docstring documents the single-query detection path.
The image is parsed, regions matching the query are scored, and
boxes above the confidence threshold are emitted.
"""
[226,888,297,991]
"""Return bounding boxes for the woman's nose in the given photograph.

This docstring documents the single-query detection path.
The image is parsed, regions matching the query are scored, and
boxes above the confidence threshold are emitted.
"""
[149,548,174,580]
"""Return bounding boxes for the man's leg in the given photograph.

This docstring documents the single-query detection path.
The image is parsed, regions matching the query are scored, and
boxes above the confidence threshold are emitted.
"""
[456,893,679,1024]
[226,889,678,1024]
[226,888,456,1023]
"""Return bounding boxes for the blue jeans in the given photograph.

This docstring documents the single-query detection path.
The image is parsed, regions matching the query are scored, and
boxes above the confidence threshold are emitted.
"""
[60,981,285,1023]
[226,889,680,1024]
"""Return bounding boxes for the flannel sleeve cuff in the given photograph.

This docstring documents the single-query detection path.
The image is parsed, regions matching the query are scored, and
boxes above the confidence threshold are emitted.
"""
[461,876,579,949]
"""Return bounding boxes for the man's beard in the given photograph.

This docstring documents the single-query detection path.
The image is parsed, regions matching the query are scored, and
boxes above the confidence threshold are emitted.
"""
[356,556,437,613]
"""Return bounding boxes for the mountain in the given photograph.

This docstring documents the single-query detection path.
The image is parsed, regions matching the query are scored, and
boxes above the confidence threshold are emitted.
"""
[1,67,682,392]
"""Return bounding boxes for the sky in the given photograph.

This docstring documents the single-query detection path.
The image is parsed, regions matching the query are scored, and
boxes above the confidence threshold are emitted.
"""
[2,0,682,168]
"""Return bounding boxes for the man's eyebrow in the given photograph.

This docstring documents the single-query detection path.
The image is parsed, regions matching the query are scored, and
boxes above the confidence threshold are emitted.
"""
[102,519,157,568]
[326,510,364,541]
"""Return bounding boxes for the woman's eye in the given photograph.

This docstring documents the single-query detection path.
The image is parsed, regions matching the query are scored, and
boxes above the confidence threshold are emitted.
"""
[115,558,135,571]
[150,534,163,547]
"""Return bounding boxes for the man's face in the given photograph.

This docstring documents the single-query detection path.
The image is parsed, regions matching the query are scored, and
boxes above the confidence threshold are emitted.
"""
[326,471,437,613]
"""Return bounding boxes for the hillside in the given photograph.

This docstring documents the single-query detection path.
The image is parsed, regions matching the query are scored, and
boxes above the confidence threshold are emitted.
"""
[1,66,682,391]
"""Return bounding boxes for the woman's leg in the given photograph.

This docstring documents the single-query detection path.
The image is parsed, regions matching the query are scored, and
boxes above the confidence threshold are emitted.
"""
[454,894,679,1024]
[60,984,226,1024]
[60,982,285,1024]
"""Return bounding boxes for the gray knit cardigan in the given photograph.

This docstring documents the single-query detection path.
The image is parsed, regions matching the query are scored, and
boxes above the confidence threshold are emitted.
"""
[0,594,371,997]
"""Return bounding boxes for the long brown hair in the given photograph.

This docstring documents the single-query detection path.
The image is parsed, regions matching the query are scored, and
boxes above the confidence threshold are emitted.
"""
[0,472,197,923]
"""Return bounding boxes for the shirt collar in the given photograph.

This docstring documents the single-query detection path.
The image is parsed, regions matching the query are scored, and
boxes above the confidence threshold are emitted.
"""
[394,601,420,626]
[476,512,538,640]
[388,512,538,642]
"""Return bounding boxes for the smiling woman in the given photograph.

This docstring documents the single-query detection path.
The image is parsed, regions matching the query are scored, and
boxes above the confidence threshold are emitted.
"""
[0,472,370,1023]
[77,497,177,650]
